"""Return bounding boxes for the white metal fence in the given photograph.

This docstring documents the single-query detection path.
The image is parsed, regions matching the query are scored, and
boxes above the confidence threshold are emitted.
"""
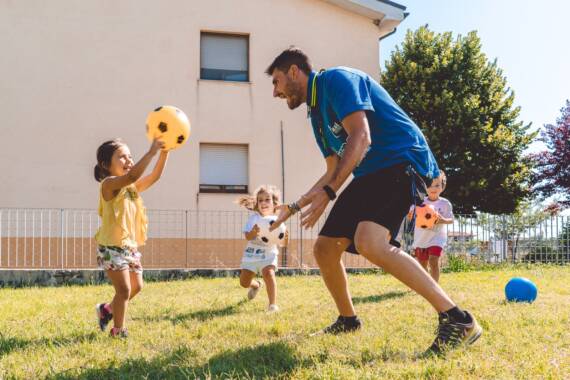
[0,208,568,269]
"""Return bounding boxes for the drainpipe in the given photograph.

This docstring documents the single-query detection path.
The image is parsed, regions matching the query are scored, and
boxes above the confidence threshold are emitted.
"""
[376,12,409,76]
[376,12,409,42]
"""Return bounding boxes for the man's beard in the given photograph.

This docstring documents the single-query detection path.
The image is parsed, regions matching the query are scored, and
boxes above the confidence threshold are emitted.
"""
[285,80,303,110]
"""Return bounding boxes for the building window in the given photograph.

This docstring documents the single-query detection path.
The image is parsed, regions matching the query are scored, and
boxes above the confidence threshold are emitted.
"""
[200,143,248,193]
[200,32,249,82]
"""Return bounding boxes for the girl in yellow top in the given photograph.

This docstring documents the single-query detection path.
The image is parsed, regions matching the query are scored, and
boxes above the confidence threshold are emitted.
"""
[94,138,167,337]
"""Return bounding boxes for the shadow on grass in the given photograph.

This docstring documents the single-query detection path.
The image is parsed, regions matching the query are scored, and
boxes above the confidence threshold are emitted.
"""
[0,331,98,356]
[136,299,248,324]
[176,299,248,323]
[352,290,408,305]
[50,341,303,379]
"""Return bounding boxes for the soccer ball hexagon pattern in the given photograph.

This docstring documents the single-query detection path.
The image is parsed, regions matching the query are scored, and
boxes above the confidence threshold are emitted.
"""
[146,105,191,151]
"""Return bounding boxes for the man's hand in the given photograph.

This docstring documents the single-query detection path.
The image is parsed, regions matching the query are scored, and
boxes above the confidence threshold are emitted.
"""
[245,224,260,240]
[250,224,260,236]
[301,189,330,229]
[269,205,292,231]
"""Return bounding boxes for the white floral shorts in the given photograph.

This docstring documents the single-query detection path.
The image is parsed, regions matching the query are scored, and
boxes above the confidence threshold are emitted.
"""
[97,246,143,274]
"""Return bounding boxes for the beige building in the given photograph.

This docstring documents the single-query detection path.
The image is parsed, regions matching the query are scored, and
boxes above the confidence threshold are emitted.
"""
[1,0,407,211]
[0,0,407,269]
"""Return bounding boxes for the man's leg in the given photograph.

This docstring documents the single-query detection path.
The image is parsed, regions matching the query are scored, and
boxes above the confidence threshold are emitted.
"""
[354,221,482,355]
[313,236,354,316]
[354,221,454,312]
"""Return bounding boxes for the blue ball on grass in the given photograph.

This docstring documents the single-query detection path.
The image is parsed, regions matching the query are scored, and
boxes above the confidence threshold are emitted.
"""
[505,277,537,303]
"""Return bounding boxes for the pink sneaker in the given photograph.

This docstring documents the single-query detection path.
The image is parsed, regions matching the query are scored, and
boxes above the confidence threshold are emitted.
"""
[96,303,113,331]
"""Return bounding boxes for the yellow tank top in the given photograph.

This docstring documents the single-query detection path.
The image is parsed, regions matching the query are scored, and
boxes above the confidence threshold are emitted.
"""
[95,182,148,248]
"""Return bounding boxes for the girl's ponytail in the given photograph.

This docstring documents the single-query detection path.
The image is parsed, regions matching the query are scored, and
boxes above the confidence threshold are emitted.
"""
[236,194,256,211]
[94,164,110,182]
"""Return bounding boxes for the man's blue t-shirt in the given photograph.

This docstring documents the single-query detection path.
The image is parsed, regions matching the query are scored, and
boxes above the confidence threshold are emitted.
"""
[307,67,439,179]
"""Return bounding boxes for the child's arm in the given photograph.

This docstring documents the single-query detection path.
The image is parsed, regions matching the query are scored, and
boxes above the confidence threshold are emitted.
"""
[102,139,164,201]
[136,150,169,193]
[244,224,260,241]
[436,201,454,224]
[435,215,454,224]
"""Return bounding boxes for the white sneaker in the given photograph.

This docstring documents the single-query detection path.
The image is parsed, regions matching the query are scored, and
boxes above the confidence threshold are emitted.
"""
[247,282,262,300]
[267,304,280,313]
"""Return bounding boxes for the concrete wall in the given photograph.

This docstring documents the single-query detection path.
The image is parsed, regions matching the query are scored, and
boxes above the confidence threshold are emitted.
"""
[0,0,382,211]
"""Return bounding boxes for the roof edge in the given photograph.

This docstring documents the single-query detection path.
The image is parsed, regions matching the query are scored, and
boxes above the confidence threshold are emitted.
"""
[321,0,408,22]
[376,0,406,11]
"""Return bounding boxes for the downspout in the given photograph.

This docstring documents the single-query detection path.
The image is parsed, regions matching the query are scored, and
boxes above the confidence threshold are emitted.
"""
[280,121,288,268]
[376,12,409,76]
[376,12,409,42]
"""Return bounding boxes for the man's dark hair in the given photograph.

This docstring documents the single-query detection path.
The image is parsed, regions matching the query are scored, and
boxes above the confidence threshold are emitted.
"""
[265,47,312,76]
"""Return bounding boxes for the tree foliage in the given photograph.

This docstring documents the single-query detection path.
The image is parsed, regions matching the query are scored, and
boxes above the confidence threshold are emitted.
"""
[531,100,570,208]
[382,26,535,213]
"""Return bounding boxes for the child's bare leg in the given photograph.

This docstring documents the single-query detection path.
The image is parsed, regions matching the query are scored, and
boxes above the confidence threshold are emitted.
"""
[428,255,441,283]
[261,265,277,305]
[240,269,259,288]
[106,269,131,328]
[129,272,144,300]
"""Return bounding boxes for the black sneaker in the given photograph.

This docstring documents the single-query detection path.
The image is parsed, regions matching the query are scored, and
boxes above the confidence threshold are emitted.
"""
[312,316,362,336]
[423,310,482,357]
[96,303,113,332]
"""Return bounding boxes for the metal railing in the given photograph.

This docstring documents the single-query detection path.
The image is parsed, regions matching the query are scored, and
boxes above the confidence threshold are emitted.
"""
[0,208,568,269]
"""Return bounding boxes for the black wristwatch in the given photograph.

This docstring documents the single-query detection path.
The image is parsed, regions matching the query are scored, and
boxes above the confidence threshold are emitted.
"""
[323,185,337,200]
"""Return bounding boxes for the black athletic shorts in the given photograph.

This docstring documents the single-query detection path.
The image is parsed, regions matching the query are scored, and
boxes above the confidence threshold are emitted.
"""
[319,163,428,254]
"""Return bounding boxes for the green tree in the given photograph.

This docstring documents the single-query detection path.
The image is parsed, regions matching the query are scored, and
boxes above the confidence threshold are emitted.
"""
[382,26,535,214]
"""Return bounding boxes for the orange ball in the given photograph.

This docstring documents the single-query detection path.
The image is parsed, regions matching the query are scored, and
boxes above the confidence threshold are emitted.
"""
[415,204,438,229]
[146,105,191,151]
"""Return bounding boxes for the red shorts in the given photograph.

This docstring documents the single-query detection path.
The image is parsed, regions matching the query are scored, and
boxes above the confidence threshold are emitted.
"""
[415,246,443,261]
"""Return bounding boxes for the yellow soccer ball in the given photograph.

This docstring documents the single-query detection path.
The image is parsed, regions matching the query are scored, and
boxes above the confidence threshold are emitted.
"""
[146,105,191,151]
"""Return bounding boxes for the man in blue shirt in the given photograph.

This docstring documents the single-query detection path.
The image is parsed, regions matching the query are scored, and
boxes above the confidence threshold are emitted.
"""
[267,47,481,356]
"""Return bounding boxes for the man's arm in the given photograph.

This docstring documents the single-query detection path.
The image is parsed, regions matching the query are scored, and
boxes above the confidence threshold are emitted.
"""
[299,111,371,228]
[297,155,339,208]
[271,155,337,229]
[325,111,371,193]
[271,111,371,229]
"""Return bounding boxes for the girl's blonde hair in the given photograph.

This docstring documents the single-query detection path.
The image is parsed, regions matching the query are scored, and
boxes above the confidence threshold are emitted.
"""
[236,185,281,213]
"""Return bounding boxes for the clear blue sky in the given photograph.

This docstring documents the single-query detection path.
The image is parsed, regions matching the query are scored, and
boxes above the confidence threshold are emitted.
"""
[379,0,570,152]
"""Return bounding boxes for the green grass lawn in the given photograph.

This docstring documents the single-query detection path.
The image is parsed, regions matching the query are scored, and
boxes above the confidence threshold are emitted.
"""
[0,266,569,379]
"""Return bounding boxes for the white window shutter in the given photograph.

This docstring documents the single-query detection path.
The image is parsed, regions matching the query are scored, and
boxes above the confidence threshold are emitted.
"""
[200,144,248,187]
